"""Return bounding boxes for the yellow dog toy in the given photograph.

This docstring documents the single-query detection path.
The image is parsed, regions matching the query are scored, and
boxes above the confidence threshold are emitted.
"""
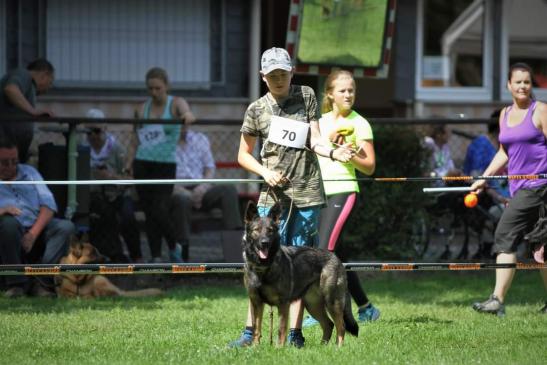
[329,124,355,145]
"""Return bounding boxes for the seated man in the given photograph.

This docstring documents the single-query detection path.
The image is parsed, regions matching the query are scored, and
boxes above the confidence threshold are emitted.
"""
[0,133,74,298]
[423,124,462,180]
[423,124,465,208]
[171,125,242,261]
[463,117,510,258]
[85,109,143,263]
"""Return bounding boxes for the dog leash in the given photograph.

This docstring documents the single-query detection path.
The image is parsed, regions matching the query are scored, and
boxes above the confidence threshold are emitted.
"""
[269,307,274,346]
[264,175,295,239]
[264,178,295,347]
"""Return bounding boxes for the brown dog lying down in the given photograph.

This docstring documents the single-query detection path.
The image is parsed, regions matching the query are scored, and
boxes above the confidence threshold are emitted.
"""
[55,240,163,298]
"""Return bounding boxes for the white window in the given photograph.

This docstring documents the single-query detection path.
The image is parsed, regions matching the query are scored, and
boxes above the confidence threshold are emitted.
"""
[500,0,547,101]
[46,0,212,89]
[416,0,493,101]
[0,0,5,74]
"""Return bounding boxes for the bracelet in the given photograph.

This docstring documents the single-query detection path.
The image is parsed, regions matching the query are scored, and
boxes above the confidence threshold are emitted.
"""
[329,149,335,161]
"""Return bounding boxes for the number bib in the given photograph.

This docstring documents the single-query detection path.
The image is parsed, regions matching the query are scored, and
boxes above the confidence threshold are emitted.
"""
[267,116,309,149]
[138,124,166,147]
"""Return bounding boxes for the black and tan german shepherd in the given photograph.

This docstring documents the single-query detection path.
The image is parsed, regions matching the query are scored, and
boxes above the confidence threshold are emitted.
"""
[242,201,358,346]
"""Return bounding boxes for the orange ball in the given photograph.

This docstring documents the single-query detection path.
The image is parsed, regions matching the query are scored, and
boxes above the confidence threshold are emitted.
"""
[464,193,478,208]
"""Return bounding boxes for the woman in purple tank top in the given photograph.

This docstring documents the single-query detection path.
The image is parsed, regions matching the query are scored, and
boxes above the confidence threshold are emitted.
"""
[470,63,547,316]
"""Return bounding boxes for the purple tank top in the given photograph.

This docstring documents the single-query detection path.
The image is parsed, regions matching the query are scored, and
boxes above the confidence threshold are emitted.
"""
[499,101,547,196]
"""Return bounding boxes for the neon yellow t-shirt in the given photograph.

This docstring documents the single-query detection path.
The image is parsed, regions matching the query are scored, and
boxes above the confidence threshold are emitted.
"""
[318,110,373,195]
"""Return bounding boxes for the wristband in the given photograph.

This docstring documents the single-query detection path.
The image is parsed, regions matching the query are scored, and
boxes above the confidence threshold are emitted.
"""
[329,149,335,161]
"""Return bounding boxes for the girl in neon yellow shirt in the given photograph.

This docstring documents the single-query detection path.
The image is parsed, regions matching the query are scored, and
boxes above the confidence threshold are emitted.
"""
[305,70,380,326]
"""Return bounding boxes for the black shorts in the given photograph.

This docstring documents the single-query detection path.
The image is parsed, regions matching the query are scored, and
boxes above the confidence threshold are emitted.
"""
[493,184,547,254]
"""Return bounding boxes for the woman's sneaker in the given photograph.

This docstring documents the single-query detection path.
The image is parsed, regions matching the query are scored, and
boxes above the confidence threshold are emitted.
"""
[472,294,505,317]
[228,329,253,348]
[169,243,184,263]
[302,315,319,328]
[4,286,27,299]
[358,303,381,322]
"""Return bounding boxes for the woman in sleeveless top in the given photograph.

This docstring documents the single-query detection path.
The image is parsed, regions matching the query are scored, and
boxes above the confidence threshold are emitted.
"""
[302,70,380,328]
[126,67,196,263]
[471,62,547,316]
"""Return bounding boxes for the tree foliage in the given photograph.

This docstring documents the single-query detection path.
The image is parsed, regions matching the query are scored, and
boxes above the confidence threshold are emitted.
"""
[339,124,431,260]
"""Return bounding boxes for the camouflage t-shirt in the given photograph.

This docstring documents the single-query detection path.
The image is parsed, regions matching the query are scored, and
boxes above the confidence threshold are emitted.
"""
[240,85,325,208]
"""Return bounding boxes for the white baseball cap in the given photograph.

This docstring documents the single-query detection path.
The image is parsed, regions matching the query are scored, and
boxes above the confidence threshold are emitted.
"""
[260,47,293,75]
[86,108,105,119]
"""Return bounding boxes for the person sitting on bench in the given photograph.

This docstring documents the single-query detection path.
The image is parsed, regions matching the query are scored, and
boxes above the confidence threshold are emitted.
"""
[170,125,242,261]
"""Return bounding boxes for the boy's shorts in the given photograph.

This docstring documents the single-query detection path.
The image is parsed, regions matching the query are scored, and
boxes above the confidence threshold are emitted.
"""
[258,205,320,247]
[494,184,547,254]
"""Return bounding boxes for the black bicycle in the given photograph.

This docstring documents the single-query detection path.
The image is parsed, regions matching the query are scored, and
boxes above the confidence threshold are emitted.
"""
[409,191,500,260]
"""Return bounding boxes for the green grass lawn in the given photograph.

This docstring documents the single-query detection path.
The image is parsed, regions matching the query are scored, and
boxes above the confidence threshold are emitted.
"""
[298,0,388,66]
[1,271,545,364]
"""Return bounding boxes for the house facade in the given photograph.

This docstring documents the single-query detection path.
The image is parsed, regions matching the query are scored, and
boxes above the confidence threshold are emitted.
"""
[1,0,546,120]
[1,0,256,120]
[391,0,547,119]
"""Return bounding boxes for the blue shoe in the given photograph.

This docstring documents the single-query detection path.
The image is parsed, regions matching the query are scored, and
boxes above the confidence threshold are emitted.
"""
[169,243,184,263]
[358,303,380,322]
[288,329,305,348]
[228,329,253,348]
[302,315,319,328]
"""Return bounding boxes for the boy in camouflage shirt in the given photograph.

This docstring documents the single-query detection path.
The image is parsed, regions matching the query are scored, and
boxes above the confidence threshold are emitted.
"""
[230,47,354,348]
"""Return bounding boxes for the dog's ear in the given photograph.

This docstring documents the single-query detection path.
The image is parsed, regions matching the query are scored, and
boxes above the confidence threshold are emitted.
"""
[70,243,83,258]
[268,202,283,223]
[245,200,259,224]
[69,236,83,258]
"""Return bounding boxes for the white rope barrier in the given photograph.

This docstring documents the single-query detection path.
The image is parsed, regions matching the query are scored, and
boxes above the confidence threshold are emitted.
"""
[423,187,473,193]
[2,173,546,186]
[0,178,263,186]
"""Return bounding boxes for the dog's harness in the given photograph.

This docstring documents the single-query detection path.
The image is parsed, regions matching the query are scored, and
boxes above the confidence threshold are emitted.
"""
[281,248,295,298]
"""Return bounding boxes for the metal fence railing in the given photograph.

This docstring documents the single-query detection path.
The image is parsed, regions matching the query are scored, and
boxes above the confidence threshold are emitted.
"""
[1,117,498,264]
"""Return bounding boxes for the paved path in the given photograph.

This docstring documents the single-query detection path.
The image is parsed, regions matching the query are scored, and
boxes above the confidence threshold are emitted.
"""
[135,231,235,263]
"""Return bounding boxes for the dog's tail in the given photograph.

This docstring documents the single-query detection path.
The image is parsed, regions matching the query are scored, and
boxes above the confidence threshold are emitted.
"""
[524,216,547,244]
[344,291,359,337]
[120,288,163,297]
[524,216,547,263]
